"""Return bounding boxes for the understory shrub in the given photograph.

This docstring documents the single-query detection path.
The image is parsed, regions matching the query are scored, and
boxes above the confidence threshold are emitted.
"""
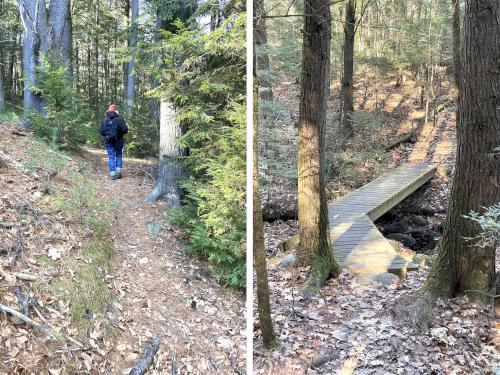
[155,15,246,287]
[464,203,500,248]
[30,59,92,149]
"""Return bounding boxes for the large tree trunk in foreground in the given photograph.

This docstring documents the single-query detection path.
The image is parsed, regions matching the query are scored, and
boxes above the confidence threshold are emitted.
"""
[145,101,185,205]
[125,0,138,114]
[296,0,340,293]
[340,0,355,140]
[254,0,272,101]
[422,0,500,302]
[253,13,278,348]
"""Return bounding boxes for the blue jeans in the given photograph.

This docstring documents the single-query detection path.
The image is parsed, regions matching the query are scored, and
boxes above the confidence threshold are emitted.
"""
[105,140,124,172]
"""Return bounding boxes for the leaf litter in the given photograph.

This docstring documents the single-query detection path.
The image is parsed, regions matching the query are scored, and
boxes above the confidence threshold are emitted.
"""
[254,237,499,374]
[0,122,245,374]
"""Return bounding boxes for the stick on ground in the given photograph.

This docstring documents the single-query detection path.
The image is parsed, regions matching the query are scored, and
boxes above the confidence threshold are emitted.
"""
[0,302,58,339]
[128,336,163,375]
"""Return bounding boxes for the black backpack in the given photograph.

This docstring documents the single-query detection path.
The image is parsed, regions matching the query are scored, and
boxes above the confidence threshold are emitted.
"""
[103,118,118,143]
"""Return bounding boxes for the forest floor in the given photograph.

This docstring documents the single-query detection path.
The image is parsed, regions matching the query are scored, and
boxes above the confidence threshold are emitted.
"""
[0,122,245,374]
[254,70,500,373]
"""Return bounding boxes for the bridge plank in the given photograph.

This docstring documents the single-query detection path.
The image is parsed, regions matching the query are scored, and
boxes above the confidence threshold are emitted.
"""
[328,163,436,275]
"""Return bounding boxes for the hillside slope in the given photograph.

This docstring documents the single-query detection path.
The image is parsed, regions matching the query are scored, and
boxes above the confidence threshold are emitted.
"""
[0,122,245,374]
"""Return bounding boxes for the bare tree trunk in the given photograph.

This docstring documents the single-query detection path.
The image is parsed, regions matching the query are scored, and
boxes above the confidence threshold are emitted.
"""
[254,0,272,101]
[7,13,20,99]
[18,0,47,113]
[341,0,355,139]
[451,0,460,87]
[48,0,72,65]
[0,0,4,111]
[125,0,138,114]
[123,0,130,101]
[296,0,340,293]
[253,1,278,349]
[18,0,71,113]
[0,59,5,112]
[210,0,220,32]
[94,0,100,113]
[145,101,185,205]
[422,0,500,302]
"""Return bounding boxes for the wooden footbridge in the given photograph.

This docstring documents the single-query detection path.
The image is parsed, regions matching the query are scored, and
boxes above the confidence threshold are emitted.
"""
[329,163,436,277]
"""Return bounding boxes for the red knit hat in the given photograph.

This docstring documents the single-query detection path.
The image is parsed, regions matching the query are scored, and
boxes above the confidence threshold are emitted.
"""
[108,104,119,112]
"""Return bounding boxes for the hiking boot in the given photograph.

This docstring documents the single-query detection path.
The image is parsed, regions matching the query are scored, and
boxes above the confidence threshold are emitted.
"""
[111,174,117,180]
[117,173,122,179]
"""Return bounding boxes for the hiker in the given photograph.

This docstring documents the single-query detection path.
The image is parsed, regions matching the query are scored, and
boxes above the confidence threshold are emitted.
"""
[99,104,128,180]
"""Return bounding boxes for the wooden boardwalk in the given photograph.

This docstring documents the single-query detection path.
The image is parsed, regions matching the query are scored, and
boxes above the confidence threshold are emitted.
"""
[329,163,436,276]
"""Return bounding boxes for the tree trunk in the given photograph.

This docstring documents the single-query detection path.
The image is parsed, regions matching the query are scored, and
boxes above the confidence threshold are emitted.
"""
[7,12,20,99]
[18,0,48,113]
[48,0,71,65]
[210,0,220,32]
[253,1,278,348]
[451,0,460,90]
[296,0,340,293]
[145,101,185,205]
[0,59,5,112]
[125,0,138,114]
[341,0,355,139]
[422,0,500,302]
[254,0,272,101]
[123,0,130,101]
[18,0,71,113]
[94,0,100,114]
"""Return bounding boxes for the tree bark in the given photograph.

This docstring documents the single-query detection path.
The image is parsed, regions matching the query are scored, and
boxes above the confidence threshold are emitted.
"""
[145,101,185,205]
[253,3,278,348]
[125,0,138,114]
[254,0,272,101]
[0,58,5,112]
[340,0,355,139]
[48,0,72,65]
[18,0,48,113]
[422,0,500,302]
[210,0,220,32]
[18,0,71,113]
[94,0,100,113]
[123,0,130,101]
[6,12,20,99]
[296,0,340,293]
[451,0,460,90]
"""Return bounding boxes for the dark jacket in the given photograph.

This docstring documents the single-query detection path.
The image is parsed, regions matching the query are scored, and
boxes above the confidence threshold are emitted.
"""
[99,111,128,143]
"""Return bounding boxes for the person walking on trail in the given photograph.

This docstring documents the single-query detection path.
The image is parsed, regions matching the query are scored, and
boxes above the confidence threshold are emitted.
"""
[100,104,128,180]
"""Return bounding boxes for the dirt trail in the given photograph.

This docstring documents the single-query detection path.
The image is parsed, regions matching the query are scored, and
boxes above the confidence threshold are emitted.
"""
[88,153,245,374]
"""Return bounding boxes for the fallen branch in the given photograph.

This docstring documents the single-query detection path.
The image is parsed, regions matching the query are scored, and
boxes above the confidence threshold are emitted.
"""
[11,130,27,137]
[51,346,91,355]
[10,227,25,266]
[47,149,72,161]
[384,132,416,150]
[171,352,177,375]
[0,302,58,339]
[13,286,34,316]
[128,336,163,375]
[32,306,85,348]
[15,272,37,281]
[0,222,17,229]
